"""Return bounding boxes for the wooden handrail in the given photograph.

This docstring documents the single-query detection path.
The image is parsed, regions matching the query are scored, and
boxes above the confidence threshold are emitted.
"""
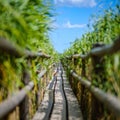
[0,82,34,119]
[64,36,120,119]
[38,70,47,79]
[0,37,51,58]
[0,69,48,119]
[44,76,57,120]
[67,36,120,59]
[70,70,120,118]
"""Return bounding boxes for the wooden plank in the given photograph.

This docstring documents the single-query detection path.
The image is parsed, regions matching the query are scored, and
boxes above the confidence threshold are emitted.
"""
[44,76,57,120]
[32,90,49,120]
[50,74,63,120]
[51,65,83,120]
[32,77,56,120]
[63,70,83,120]
[20,70,30,120]
[32,65,83,120]
[61,69,68,120]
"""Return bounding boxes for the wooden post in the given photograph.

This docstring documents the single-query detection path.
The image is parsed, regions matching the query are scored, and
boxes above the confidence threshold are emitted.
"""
[19,70,30,120]
[91,43,106,120]
[37,77,41,106]
[35,83,39,110]
[72,57,74,69]
[80,59,87,119]
[46,71,48,86]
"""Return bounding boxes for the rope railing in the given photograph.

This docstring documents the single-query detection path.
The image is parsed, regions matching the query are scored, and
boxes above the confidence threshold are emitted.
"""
[0,37,51,58]
[70,70,120,118]
[67,36,120,59]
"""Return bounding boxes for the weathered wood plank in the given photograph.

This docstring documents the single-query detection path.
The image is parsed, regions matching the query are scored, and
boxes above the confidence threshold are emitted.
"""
[63,71,83,120]
[32,64,83,120]
[32,90,49,120]
[32,76,56,120]
[50,74,63,120]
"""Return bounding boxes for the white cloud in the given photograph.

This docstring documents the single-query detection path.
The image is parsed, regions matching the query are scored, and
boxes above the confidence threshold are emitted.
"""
[51,21,86,29]
[63,21,86,28]
[54,0,96,7]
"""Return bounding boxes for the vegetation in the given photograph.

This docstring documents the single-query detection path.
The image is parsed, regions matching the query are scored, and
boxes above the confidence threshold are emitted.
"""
[61,3,120,119]
[62,3,120,95]
[0,0,58,118]
[0,0,120,119]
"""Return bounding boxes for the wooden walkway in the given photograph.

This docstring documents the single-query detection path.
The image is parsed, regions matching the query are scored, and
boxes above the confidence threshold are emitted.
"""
[32,63,83,120]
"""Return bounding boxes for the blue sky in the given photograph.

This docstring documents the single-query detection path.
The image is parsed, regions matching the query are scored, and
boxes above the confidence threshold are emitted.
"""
[49,0,119,53]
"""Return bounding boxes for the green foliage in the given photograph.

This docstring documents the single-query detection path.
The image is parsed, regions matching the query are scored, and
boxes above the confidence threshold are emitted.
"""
[0,0,58,107]
[62,3,120,97]
[0,0,55,51]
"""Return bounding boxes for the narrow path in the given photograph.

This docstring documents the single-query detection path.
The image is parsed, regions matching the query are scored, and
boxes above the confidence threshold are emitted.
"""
[32,63,83,120]
[50,64,68,120]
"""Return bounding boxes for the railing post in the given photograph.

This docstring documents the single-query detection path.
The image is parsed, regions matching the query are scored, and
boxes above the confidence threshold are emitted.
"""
[81,59,88,119]
[38,75,42,106]
[46,70,48,85]
[91,43,106,120]
[72,57,74,69]
[35,82,39,109]
[19,70,30,120]
[81,59,86,77]
[70,58,74,89]
[35,64,41,109]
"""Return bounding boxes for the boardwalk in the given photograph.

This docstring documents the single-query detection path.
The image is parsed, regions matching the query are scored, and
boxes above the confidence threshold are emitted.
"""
[32,63,83,120]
